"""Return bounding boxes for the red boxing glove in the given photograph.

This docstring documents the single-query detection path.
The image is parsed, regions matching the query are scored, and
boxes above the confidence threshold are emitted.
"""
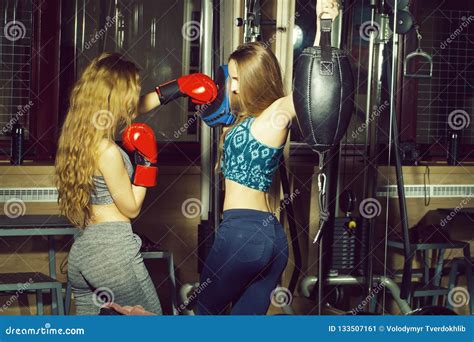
[156,73,218,105]
[122,123,158,187]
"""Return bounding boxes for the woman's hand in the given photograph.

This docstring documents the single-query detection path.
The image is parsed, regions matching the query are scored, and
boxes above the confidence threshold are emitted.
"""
[104,302,156,316]
[317,0,341,20]
[314,0,341,46]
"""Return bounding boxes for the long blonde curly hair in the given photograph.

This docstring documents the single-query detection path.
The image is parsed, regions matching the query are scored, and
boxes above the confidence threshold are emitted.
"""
[55,53,141,228]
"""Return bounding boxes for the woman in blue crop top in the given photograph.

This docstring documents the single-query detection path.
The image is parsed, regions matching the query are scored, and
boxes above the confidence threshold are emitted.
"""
[195,43,290,316]
[196,2,340,315]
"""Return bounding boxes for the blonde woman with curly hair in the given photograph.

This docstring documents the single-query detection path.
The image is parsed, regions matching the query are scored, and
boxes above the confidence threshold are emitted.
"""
[55,52,216,315]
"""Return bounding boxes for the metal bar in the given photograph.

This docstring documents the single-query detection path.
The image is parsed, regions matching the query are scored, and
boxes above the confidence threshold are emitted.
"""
[48,236,57,314]
[168,253,178,316]
[463,246,473,315]
[64,281,72,315]
[55,286,65,315]
[36,289,43,315]
[300,274,412,314]
[200,0,213,223]
[363,2,378,305]
[431,249,446,305]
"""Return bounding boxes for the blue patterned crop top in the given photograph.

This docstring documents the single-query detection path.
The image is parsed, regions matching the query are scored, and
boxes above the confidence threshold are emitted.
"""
[221,116,284,192]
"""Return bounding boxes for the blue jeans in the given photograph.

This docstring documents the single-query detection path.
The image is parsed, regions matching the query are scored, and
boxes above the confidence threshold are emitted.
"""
[197,209,289,315]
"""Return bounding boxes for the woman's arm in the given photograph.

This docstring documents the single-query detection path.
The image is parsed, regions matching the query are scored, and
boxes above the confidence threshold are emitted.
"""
[138,91,161,115]
[274,93,296,125]
[272,1,340,124]
[98,142,146,219]
[136,73,218,116]
[253,95,295,148]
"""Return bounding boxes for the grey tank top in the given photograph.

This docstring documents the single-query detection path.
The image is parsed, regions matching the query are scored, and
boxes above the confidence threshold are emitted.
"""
[90,145,134,205]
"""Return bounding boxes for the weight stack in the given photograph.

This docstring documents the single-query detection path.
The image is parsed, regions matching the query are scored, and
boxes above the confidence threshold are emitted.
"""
[329,217,368,276]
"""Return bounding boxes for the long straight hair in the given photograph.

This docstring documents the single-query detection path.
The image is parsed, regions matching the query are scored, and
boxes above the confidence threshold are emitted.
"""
[217,42,285,170]
[55,53,141,228]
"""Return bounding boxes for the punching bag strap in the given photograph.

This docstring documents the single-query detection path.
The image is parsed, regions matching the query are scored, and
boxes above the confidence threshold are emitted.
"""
[319,18,333,76]
[312,19,334,243]
[313,152,329,244]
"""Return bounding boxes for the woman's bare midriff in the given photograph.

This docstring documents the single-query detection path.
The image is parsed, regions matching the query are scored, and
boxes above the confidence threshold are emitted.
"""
[90,203,130,224]
[223,179,270,212]
[90,170,131,224]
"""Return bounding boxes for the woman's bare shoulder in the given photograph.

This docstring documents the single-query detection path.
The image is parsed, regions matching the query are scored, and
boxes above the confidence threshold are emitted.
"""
[97,139,118,156]
[257,95,294,125]
[95,139,124,176]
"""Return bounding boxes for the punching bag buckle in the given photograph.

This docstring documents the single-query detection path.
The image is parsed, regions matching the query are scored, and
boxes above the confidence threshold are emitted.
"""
[319,19,334,76]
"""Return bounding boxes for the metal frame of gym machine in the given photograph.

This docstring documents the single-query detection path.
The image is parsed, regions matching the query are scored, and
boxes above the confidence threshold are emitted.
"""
[300,0,414,315]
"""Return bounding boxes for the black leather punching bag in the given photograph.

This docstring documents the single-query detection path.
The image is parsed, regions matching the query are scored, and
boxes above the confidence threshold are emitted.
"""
[293,19,354,155]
